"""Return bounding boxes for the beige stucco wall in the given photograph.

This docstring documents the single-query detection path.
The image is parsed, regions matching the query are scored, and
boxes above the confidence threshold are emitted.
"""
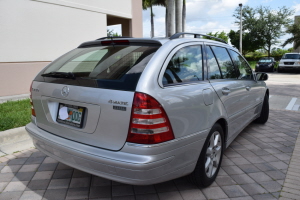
[0,0,143,97]
[0,62,49,96]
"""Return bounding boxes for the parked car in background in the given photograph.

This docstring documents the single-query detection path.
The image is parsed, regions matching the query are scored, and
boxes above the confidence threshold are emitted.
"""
[255,57,276,72]
[278,53,300,72]
[26,33,269,187]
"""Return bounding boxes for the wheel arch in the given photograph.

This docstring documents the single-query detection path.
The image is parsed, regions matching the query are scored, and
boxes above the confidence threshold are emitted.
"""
[214,118,228,146]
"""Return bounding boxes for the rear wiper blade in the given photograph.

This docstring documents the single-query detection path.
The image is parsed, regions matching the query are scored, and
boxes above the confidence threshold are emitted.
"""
[41,72,76,79]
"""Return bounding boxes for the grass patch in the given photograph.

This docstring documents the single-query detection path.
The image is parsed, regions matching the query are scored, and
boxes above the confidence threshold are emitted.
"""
[0,99,31,131]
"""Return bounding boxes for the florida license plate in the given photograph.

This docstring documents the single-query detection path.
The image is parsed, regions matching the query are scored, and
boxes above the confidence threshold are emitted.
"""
[56,103,85,128]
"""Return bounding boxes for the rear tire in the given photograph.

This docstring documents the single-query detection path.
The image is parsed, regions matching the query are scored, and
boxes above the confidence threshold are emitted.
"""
[188,123,224,187]
[254,94,269,124]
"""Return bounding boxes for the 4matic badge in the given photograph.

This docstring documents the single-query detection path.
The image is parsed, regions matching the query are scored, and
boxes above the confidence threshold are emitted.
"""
[108,100,128,106]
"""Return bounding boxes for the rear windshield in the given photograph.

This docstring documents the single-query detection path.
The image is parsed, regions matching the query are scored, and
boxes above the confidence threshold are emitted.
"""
[282,54,300,59]
[37,45,160,91]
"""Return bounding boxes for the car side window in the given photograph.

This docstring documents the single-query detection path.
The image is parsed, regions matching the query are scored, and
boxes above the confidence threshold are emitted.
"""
[206,46,222,79]
[210,46,237,79]
[229,50,254,80]
[163,45,203,85]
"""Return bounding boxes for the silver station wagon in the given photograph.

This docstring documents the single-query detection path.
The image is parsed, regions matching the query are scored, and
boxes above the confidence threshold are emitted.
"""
[26,33,269,187]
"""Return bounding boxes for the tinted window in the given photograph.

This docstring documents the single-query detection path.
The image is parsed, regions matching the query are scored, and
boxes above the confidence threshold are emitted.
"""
[206,46,222,79]
[229,50,254,80]
[39,45,159,91]
[210,46,237,79]
[163,45,203,85]
[282,54,300,59]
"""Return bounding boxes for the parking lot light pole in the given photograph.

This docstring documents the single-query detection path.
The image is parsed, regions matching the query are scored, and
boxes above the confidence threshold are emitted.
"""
[239,3,243,54]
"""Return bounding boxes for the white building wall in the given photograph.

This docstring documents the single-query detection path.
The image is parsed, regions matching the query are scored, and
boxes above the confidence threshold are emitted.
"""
[0,0,131,62]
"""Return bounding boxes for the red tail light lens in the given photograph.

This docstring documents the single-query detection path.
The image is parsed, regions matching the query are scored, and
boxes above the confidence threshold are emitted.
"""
[127,93,175,144]
[30,82,36,117]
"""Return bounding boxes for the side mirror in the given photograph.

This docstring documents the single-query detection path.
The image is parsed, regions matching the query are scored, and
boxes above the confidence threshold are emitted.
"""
[256,72,268,81]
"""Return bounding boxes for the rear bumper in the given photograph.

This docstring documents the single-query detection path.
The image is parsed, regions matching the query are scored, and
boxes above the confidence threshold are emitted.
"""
[278,65,300,70]
[25,122,207,185]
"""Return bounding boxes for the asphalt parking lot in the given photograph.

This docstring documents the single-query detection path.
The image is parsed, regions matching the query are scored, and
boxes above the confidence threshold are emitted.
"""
[0,72,300,200]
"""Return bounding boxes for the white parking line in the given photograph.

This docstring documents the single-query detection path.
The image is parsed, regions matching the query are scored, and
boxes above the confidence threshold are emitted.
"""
[286,97,298,110]
[292,105,300,111]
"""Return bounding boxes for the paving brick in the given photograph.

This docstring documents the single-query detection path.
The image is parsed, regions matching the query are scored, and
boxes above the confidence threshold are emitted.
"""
[0,165,22,173]
[252,193,277,200]
[19,164,40,172]
[42,157,58,164]
[91,176,111,186]
[12,171,35,181]
[25,157,45,165]
[265,170,286,180]
[19,190,45,200]
[0,172,15,182]
[180,189,206,200]
[66,187,89,199]
[32,171,54,180]
[240,183,267,195]
[0,182,9,192]
[260,181,282,193]
[56,163,73,170]
[136,193,159,200]
[174,178,198,191]
[69,177,91,188]
[30,151,46,158]
[273,153,291,161]
[248,172,273,182]
[133,185,156,194]
[230,196,254,200]
[253,163,277,172]
[26,179,50,190]
[230,157,251,165]
[201,186,228,199]
[42,189,68,200]
[112,185,134,196]
[221,185,248,198]
[7,158,28,165]
[245,156,266,164]
[155,181,177,193]
[239,164,261,173]
[0,191,23,200]
[215,175,237,186]
[37,163,58,171]
[113,195,136,200]
[222,166,244,175]
[231,174,255,184]
[269,161,289,170]
[72,169,91,178]
[280,191,300,200]
[89,186,111,198]
[158,191,184,200]
[48,178,71,189]
[52,169,73,179]
[3,181,29,192]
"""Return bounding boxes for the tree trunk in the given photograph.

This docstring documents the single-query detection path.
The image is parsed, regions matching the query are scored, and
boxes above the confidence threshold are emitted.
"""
[175,0,182,33]
[150,5,154,37]
[167,0,175,37]
[182,0,186,33]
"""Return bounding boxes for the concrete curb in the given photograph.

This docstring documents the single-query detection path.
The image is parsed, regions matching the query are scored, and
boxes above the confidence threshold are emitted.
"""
[0,94,30,103]
[0,126,34,155]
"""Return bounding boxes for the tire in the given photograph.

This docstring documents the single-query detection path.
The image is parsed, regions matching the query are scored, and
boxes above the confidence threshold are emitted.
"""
[188,123,224,187]
[254,94,269,124]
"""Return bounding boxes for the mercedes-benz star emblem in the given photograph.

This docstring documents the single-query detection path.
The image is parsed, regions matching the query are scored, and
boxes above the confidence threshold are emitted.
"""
[61,86,69,97]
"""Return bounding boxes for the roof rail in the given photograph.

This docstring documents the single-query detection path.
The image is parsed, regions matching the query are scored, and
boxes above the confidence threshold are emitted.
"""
[96,36,133,40]
[169,32,227,44]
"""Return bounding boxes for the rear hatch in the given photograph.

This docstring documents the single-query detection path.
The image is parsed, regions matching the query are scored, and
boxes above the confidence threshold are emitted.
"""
[31,39,161,150]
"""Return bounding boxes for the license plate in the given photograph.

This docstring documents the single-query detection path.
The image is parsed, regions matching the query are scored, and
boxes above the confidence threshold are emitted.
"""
[56,103,85,128]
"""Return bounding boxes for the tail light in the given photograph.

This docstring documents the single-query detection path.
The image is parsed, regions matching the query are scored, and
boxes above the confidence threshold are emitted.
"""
[30,82,36,116]
[127,92,174,144]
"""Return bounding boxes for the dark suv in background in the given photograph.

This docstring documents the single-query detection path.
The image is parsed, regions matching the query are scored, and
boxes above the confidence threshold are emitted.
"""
[255,57,276,72]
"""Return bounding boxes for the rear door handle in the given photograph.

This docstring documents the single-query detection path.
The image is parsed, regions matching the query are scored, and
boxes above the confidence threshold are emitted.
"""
[222,87,231,95]
[246,86,251,91]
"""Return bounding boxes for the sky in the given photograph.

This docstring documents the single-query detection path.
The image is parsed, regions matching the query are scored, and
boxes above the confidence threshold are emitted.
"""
[109,0,300,49]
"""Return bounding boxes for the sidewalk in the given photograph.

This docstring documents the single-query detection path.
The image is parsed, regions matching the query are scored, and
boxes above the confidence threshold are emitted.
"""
[0,109,299,200]
[0,94,30,104]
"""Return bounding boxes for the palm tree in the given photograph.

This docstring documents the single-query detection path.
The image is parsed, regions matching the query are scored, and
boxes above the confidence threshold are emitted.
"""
[142,0,166,38]
[167,0,175,37]
[182,0,186,32]
[282,24,300,50]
